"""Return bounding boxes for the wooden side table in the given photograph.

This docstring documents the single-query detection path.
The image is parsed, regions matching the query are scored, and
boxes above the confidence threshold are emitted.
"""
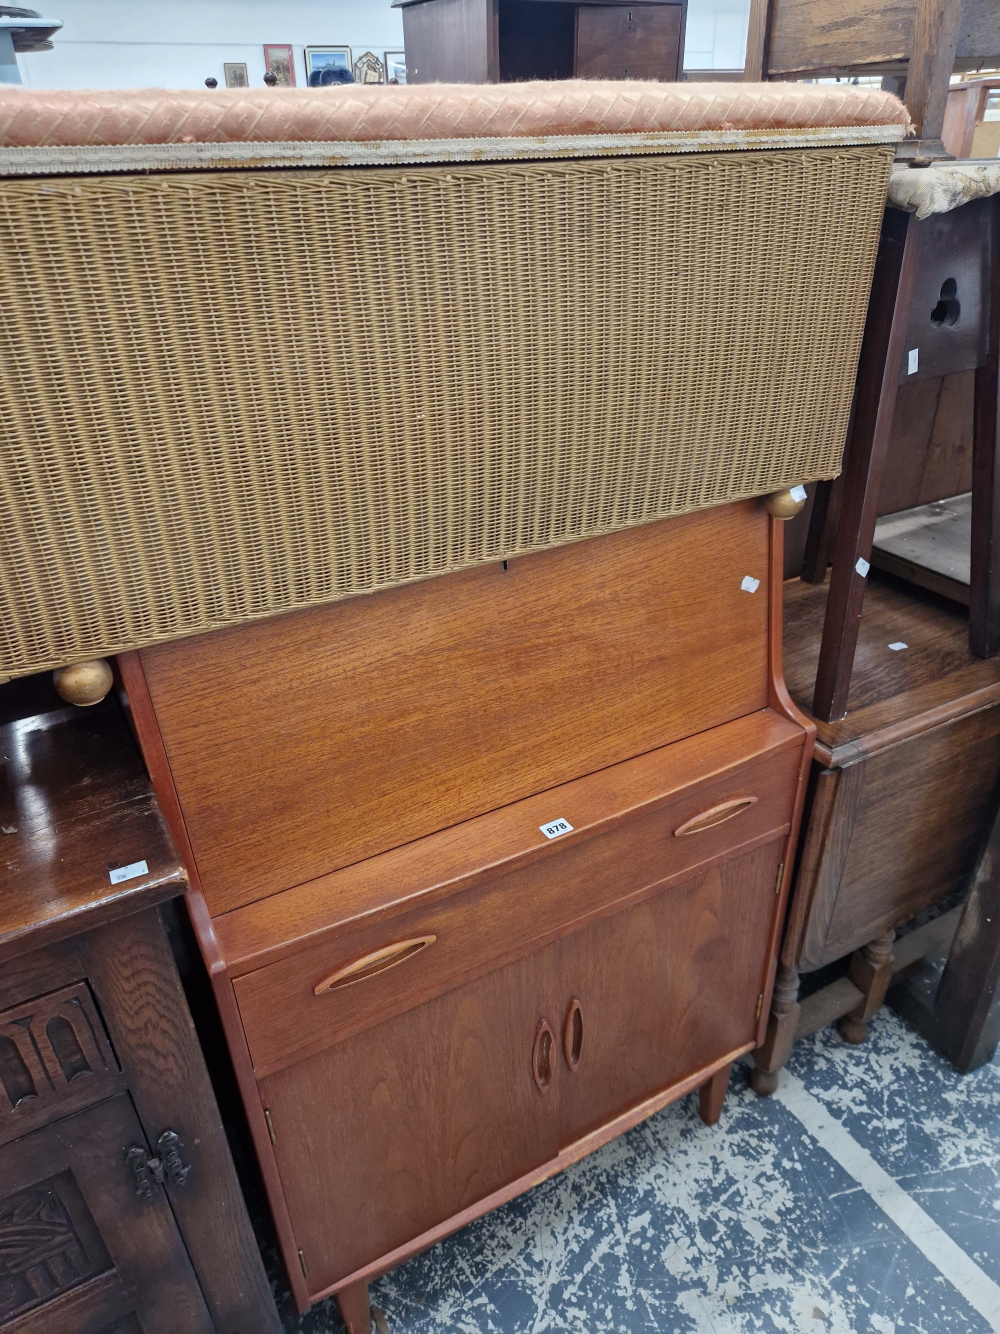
[0,687,280,1334]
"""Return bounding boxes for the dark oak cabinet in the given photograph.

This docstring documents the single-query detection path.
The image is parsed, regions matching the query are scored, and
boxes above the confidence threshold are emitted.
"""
[2,1097,214,1334]
[0,702,280,1334]
[397,0,687,85]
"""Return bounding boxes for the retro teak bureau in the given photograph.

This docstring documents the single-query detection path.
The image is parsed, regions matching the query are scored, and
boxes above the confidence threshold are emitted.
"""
[0,80,907,1330]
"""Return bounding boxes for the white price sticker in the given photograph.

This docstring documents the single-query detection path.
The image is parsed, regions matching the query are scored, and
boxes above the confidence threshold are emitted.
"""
[790,485,807,503]
[908,348,919,375]
[109,859,149,885]
[741,576,760,594]
[888,642,908,651]
[855,557,870,578]
[540,818,573,840]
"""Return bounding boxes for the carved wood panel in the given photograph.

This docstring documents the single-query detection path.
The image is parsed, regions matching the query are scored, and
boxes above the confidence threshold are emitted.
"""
[0,1170,111,1323]
[0,1095,213,1334]
[0,983,123,1146]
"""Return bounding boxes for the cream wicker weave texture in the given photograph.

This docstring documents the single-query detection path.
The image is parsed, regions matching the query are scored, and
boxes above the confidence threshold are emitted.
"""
[0,145,891,678]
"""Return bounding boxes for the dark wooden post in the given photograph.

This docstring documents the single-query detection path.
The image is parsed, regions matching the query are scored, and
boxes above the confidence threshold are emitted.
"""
[970,193,1000,658]
[812,208,917,721]
[895,0,963,162]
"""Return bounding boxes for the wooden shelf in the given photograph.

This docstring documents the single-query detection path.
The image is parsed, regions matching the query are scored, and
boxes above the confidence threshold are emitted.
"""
[871,492,971,605]
[783,570,1000,762]
[0,696,186,963]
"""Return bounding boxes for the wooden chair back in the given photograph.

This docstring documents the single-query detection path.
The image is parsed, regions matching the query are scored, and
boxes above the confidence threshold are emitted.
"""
[745,0,1000,159]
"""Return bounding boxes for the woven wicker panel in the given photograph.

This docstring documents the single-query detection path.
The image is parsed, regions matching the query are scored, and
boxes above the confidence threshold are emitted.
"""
[0,145,891,678]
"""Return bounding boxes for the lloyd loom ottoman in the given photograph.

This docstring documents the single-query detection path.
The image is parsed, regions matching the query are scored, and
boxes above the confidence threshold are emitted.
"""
[0,82,907,1329]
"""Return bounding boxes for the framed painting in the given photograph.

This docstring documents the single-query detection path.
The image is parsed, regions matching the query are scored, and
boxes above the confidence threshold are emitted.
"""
[354,51,385,84]
[304,46,352,86]
[224,62,248,88]
[263,44,296,87]
[384,50,406,84]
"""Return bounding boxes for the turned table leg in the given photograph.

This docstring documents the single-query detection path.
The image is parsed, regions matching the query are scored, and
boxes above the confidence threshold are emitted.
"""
[751,963,801,1096]
[698,1062,734,1126]
[839,928,896,1045]
[337,1280,372,1334]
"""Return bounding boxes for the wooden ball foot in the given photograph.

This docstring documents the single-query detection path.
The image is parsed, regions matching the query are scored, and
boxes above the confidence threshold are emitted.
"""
[766,487,807,520]
[838,1015,869,1045]
[750,1065,780,1097]
[52,659,113,707]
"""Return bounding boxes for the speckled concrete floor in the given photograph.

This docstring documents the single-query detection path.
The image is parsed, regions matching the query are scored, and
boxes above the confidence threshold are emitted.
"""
[270,1008,1000,1333]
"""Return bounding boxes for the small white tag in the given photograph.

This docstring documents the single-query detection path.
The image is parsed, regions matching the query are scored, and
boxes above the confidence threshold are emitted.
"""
[908,348,919,375]
[109,859,148,885]
[888,641,908,651]
[540,818,573,840]
[740,576,760,593]
[855,557,870,578]
[790,485,807,503]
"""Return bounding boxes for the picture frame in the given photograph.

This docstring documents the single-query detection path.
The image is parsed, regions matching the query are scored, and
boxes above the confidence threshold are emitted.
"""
[304,46,353,86]
[263,44,296,87]
[224,62,248,88]
[354,51,385,85]
[384,50,406,84]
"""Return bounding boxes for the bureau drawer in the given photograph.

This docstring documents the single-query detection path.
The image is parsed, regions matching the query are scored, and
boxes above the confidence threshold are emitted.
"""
[232,713,803,1077]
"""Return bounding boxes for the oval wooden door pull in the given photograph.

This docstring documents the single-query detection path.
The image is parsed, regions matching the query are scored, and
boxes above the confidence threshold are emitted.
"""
[313,936,436,995]
[532,1019,555,1094]
[563,998,583,1071]
[674,796,757,837]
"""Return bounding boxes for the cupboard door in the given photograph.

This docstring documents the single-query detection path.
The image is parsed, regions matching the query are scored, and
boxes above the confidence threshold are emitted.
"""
[575,5,684,81]
[557,840,783,1147]
[0,1095,213,1334]
[260,945,564,1296]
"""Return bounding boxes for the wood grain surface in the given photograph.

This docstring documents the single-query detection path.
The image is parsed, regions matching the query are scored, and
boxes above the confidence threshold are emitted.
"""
[139,505,770,917]
[807,701,1000,967]
[216,706,800,972]
[0,701,186,963]
[0,1095,214,1334]
[86,911,281,1334]
[575,4,684,79]
[784,572,1000,753]
[232,733,799,1076]
[260,840,779,1295]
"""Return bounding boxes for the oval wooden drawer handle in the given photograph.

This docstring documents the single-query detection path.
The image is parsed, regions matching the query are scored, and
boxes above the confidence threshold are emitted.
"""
[313,936,436,995]
[563,997,583,1072]
[674,796,757,837]
[532,1019,556,1094]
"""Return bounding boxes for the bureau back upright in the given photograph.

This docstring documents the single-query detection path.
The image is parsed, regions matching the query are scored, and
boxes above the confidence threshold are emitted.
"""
[0,80,906,1330]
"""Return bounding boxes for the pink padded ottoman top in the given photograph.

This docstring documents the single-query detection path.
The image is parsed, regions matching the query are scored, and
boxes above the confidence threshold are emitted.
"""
[0,80,908,175]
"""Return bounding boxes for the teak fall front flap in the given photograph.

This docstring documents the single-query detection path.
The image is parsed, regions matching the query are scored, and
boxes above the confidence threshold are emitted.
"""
[136,504,770,916]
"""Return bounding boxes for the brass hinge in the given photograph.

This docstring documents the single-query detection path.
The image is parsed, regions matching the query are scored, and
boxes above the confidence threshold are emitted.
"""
[264,1109,276,1145]
[755,993,764,1021]
[774,861,785,895]
[298,1249,308,1277]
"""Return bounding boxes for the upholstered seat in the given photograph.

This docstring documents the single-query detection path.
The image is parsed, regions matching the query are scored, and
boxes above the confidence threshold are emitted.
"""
[0,80,908,173]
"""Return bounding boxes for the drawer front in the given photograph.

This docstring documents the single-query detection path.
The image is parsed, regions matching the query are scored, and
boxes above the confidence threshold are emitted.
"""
[235,740,800,1077]
[0,982,124,1147]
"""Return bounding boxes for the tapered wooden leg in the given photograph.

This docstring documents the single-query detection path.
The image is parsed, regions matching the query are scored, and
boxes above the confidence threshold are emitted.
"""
[839,929,896,1044]
[698,1062,733,1126]
[751,963,801,1096]
[337,1280,372,1334]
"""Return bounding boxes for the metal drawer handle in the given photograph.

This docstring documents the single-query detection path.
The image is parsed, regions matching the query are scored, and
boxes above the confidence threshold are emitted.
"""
[313,936,436,995]
[674,796,757,837]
